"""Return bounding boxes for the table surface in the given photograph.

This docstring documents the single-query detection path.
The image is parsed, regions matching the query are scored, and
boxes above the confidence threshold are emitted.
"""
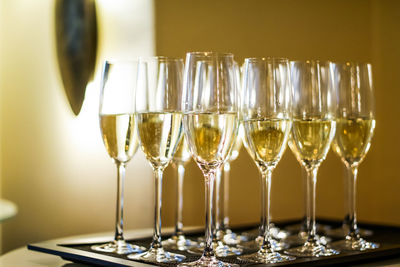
[1,227,400,267]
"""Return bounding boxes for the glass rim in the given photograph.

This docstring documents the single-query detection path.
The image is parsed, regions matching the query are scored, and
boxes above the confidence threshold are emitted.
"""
[245,57,289,63]
[290,59,332,64]
[138,56,183,62]
[330,61,372,67]
[186,51,234,58]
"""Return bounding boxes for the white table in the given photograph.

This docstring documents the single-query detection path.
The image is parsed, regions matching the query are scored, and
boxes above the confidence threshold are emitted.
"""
[0,228,155,267]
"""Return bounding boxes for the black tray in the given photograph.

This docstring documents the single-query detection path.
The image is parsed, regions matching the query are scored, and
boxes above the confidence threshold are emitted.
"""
[27,219,400,266]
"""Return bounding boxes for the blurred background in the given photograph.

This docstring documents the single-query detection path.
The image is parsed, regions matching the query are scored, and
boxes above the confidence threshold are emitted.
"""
[1,0,400,255]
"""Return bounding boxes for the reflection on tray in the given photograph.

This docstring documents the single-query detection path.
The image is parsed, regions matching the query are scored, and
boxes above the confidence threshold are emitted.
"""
[28,219,400,267]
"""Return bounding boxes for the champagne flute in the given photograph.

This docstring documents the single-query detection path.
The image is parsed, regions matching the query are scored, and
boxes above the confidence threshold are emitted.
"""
[330,62,378,251]
[162,137,198,250]
[284,63,334,246]
[237,57,294,264]
[179,52,239,267]
[286,60,339,257]
[93,61,146,254]
[128,57,186,263]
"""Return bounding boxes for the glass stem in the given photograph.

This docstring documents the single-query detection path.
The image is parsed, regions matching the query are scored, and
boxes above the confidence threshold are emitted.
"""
[306,166,318,244]
[215,169,222,234]
[301,167,309,232]
[114,162,126,242]
[259,173,266,237]
[347,165,360,239]
[203,170,216,258]
[151,167,164,249]
[174,163,185,237]
[343,165,351,229]
[223,162,231,230]
[260,168,273,252]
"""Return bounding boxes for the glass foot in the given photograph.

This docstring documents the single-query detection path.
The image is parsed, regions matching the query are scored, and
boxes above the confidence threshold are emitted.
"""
[331,237,379,251]
[270,226,290,239]
[188,241,242,256]
[286,241,340,257]
[284,222,326,234]
[325,226,373,238]
[284,231,331,246]
[91,240,146,255]
[128,247,185,263]
[162,235,198,251]
[238,250,295,264]
[178,255,237,267]
[217,229,250,245]
[239,236,288,251]
[241,225,289,240]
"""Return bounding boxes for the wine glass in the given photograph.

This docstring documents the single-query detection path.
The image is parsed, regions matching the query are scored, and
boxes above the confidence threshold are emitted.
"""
[127,57,186,263]
[162,137,198,250]
[284,62,334,247]
[330,62,378,251]
[179,52,240,267]
[93,60,146,254]
[286,60,339,257]
[237,57,294,264]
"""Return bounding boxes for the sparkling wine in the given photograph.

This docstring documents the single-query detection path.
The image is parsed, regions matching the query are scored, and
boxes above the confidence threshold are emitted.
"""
[137,112,183,169]
[173,137,191,165]
[244,118,291,168]
[228,124,243,162]
[184,112,238,169]
[291,118,336,167]
[332,117,375,166]
[100,113,138,164]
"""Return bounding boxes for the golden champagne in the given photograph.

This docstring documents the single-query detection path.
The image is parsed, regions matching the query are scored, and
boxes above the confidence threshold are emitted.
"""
[229,124,244,162]
[288,138,303,164]
[332,117,375,166]
[173,137,191,165]
[137,112,183,168]
[100,113,138,164]
[291,118,336,167]
[244,118,291,168]
[184,112,238,168]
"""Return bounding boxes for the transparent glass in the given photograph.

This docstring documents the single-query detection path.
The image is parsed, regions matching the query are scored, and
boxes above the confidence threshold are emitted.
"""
[92,61,145,254]
[127,57,186,263]
[240,132,290,248]
[216,125,246,246]
[199,62,247,251]
[237,57,295,264]
[215,63,248,246]
[162,137,198,251]
[191,162,243,257]
[284,141,331,247]
[179,52,240,267]
[286,60,339,257]
[330,62,378,251]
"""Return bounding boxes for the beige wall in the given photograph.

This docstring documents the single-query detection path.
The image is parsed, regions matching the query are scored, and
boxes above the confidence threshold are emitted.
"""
[1,0,400,256]
[0,0,155,254]
[158,0,400,229]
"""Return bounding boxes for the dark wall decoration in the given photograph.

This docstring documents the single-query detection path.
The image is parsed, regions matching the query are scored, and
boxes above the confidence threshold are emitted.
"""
[55,0,98,116]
